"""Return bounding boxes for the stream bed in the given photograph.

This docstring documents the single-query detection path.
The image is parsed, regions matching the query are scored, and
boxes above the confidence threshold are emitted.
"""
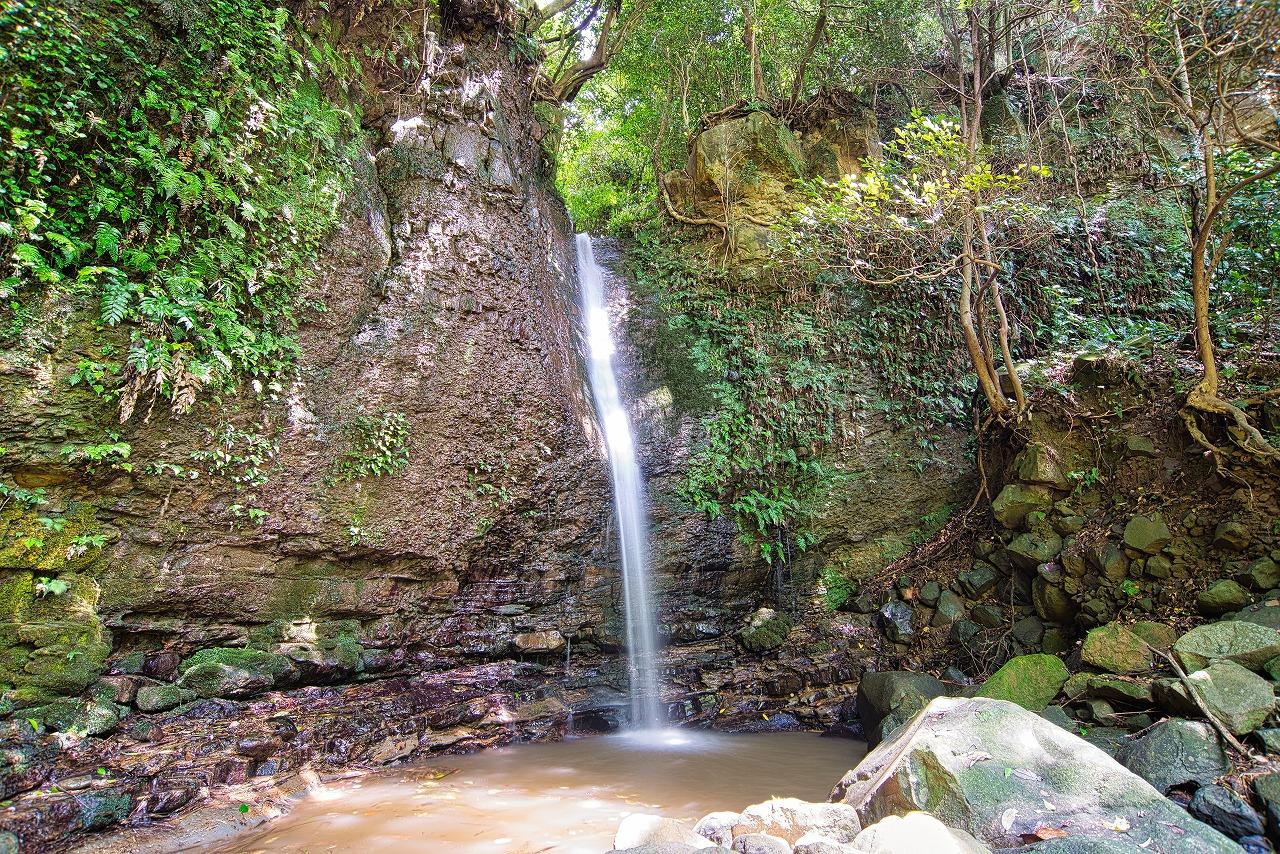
[213,730,865,853]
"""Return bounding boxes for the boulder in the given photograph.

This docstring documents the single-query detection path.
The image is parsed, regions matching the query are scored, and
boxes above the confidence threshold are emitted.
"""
[958,565,999,599]
[1081,623,1151,675]
[1174,621,1280,672]
[919,582,942,608]
[732,835,790,854]
[932,592,967,627]
[1214,521,1250,551]
[176,648,293,699]
[1114,718,1229,794]
[135,682,196,712]
[1184,660,1276,735]
[732,799,861,845]
[695,813,741,848]
[976,654,1069,711]
[1189,785,1266,841]
[1123,516,1172,554]
[741,609,794,652]
[793,832,851,854]
[615,814,716,850]
[1063,673,1153,706]
[856,671,947,747]
[1247,558,1280,591]
[1013,444,1070,491]
[1197,580,1253,617]
[992,484,1055,530]
[1008,532,1063,570]
[1252,774,1280,847]
[1231,604,1280,632]
[831,697,1237,851]
[877,601,914,643]
[851,812,991,853]
[1012,617,1045,647]
[1032,578,1077,624]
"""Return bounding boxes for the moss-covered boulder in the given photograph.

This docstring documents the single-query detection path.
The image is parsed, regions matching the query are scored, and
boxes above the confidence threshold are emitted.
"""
[1196,579,1253,616]
[1012,443,1070,490]
[1185,660,1276,736]
[1007,531,1063,570]
[1123,515,1172,554]
[975,653,1069,710]
[833,697,1237,850]
[1081,622,1151,675]
[740,608,794,653]
[176,648,294,698]
[1174,621,1280,672]
[135,682,197,712]
[991,484,1054,530]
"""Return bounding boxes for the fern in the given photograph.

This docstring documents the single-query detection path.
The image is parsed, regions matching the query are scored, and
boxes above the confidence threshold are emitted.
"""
[94,222,122,260]
[100,272,132,325]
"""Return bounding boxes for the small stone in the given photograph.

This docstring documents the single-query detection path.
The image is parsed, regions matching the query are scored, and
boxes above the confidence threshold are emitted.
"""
[918,581,942,608]
[733,834,790,854]
[1041,628,1071,654]
[1252,774,1280,843]
[1012,616,1044,647]
[1013,443,1070,490]
[1081,622,1151,675]
[932,592,966,628]
[975,653,1069,711]
[1123,515,1172,554]
[1215,520,1251,551]
[136,683,196,712]
[694,812,740,847]
[1189,784,1266,840]
[513,630,566,653]
[957,565,999,598]
[1144,554,1172,579]
[970,604,1004,629]
[1125,435,1157,456]
[1198,579,1254,616]
[1039,705,1074,730]
[1032,578,1077,624]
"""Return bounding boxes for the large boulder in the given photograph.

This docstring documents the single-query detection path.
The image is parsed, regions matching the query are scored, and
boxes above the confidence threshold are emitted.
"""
[615,814,717,850]
[831,697,1238,852]
[1174,621,1280,672]
[851,812,991,853]
[856,671,947,746]
[731,799,861,845]
[1114,718,1229,795]
[1188,785,1266,841]
[976,654,1069,711]
[1081,623,1151,675]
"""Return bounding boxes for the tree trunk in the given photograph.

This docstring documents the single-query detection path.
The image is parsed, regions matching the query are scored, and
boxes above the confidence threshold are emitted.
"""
[742,0,768,102]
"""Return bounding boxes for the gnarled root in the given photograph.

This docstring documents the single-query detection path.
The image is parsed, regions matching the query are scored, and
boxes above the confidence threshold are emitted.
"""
[1181,380,1279,478]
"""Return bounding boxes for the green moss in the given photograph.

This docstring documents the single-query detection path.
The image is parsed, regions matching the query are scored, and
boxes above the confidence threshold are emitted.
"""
[179,647,292,677]
[0,571,111,700]
[0,503,107,573]
[740,609,794,652]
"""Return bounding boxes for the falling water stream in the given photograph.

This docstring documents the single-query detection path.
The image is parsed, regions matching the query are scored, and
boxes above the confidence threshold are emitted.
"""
[576,233,663,730]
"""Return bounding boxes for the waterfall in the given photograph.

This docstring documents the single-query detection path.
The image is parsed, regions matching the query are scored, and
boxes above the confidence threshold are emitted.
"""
[576,233,663,730]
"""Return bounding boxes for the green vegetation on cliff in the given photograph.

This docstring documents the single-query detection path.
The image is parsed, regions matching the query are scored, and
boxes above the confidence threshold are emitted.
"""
[0,0,360,417]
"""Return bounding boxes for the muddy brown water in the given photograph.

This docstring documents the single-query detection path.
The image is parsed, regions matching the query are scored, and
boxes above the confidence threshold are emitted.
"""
[212,730,866,853]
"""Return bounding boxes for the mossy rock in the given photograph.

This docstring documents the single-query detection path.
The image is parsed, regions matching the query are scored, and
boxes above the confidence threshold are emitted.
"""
[976,653,1069,710]
[0,571,111,699]
[0,503,109,573]
[1081,622,1151,675]
[136,682,197,712]
[739,608,794,653]
[176,647,294,698]
[1174,621,1280,672]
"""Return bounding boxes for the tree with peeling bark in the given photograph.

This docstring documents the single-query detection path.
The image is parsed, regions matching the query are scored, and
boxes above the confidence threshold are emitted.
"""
[1111,0,1280,467]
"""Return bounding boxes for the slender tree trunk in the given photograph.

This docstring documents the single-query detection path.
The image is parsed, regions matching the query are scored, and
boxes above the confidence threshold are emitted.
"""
[978,209,1025,413]
[742,0,767,102]
[787,0,827,110]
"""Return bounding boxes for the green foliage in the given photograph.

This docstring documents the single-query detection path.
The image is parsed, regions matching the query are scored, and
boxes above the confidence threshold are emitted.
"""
[190,423,278,490]
[334,412,411,481]
[629,228,849,558]
[820,564,856,610]
[0,0,361,417]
